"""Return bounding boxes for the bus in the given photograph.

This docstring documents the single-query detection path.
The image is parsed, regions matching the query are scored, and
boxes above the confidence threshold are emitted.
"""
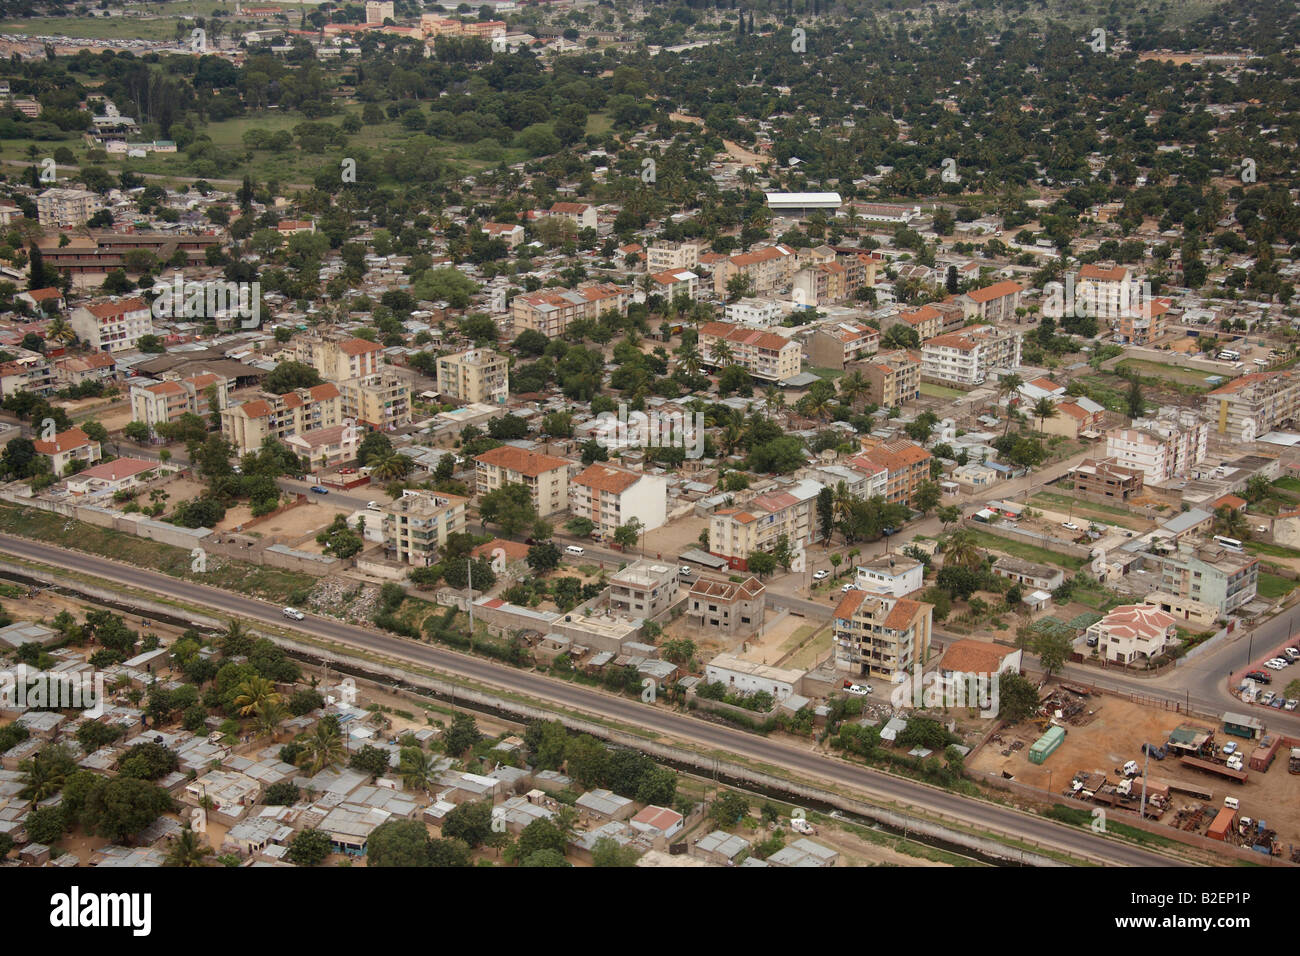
[1213,535,1244,552]
[1217,349,1241,361]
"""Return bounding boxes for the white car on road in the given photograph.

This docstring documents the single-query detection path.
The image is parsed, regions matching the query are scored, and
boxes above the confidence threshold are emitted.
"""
[813,570,829,580]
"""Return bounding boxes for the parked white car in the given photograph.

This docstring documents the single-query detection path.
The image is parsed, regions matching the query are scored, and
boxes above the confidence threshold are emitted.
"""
[813,570,829,580]
[1062,521,1080,531]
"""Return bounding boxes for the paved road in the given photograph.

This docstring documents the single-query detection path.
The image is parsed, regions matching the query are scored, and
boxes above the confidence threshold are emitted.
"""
[0,533,1188,866]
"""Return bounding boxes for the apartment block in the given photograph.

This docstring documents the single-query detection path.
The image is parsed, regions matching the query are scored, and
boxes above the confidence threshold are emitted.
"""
[481,223,525,248]
[833,590,932,683]
[806,322,880,370]
[646,240,702,272]
[0,357,53,398]
[130,373,229,435]
[1106,412,1207,483]
[649,269,699,301]
[339,373,411,430]
[571,463,668,539]
[852,440,932,506]
[1203,371,1300,443]
[608,560,679,620]
[920,324,1022,386]
[546,202,597,231]
[365,0,394,24]
[724,298,786,327]
[1076,264,1135,315]
[697,321,802,383]
[70,297,153,352]
[293,336,383,382]
[511,283,628,339]
[860,351,920,407]
[712,244,797,297]
[1113,299,1170,346]
[474,445,571,518]
[959,280,1023,322]
[220,383,342,455]
[436,348,508,406]
[36,188,103,228]
[382,490,469,567]
[791,260,848,307]
[1067,457,1144,500]
[708,479,823,570]
[1149,540,1258,616]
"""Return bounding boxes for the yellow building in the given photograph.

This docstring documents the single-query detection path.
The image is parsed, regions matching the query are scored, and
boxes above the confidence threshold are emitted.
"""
[220,383,342,455]
[382,490,469,566]
[436,349,509,406]
[474,445,571,518]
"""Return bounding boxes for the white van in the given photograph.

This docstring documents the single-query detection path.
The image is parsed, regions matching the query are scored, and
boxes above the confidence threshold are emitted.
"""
[1223,796,1239,811]
[367,501,380,510]
[565,545,585,556]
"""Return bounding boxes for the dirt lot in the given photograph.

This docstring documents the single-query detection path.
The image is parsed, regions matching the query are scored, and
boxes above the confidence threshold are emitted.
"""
[971,693,1300,849]
[215,500,354,542]
[641,514,711,563]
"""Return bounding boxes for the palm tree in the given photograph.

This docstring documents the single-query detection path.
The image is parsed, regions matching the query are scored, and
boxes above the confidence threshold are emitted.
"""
[944,528,984,568]
[763,385,786,416]
[398,747,434,792]
[297,718,346,775]
[838,371,870,410]
[256,699,286,738]
[676,341,702,377]
[997,373,1024,436]
[1033,397,1058,432]
[710,339,734,367]
[164,826,214,867]
[220,618,251,655]
[45,316,75,347]
[232,675,282,719]
[370,454,411,482]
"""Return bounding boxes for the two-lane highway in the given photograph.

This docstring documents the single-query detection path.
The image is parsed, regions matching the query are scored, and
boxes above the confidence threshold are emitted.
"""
[0,533,1190,866]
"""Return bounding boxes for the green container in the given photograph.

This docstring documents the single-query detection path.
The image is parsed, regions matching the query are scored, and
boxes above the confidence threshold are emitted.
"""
[1029,725,1066,765]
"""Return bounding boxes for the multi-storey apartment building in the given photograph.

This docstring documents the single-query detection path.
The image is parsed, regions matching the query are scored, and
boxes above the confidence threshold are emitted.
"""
[860,351,921,407]
[293,336,383,382]
[130,374,228,435]
[510,283,628,339]
[1075,264,1136,315]
[920,325,1022,386]
[791,260,848,306]
[364,0,394,25]
[1149,540,1258,616]
[0,356,53,399]
[1203,371,1300,443]
[648,269,699,301]
[474,445,571,518]
[712,244,798,297]
[852,440,932,506]
[697,322,802,383]
[806,322,880,370]
[339,374,411,430]
[646,240,702,273]
[381,490,469,567]
[959,280,1023,322]
[70,297,153,352]
[708,479,823,570]
[724,298,786,327]
[221,383,342,455]
[436,349,508,406]
[833,589,932,683]
[570,463,667,539]
[36,188,103,228]
[1105,411,1208,483]
[1067,457,1145,500]
[1114,299,1171,346]
[546,202,597,230]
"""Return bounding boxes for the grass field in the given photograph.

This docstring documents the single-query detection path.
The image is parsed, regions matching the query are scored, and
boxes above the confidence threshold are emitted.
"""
[1257,572,1297,601]
[1274,477,1300,494]
[1115,359,1219,392]
[1246,539,1300,560]
[966,528,1087,571]
[920,382,965,399]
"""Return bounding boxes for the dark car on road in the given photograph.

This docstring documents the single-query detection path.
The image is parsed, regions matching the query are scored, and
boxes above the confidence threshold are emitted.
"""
[310,485,329,495]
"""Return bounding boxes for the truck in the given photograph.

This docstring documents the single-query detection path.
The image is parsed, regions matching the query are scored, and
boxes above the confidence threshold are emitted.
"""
[1289,748,1300,775]
[1180,754,1248,784]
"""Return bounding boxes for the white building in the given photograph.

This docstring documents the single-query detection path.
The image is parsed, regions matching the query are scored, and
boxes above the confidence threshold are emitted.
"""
[70,297,153,352]
[1105,412,1208,483]
[854,554,924,597]
[704,653,801,702]
[570,463,668,538]
[724,297,787,327]
[1085,605,1178,665]
[920,325,1021,386]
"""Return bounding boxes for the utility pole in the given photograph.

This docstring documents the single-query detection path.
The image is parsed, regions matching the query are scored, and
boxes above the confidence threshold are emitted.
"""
[467,556,474,637]
[1139,743,1150,819]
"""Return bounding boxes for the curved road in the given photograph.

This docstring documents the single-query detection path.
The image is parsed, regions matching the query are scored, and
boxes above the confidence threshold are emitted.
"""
[0,533,1188,867]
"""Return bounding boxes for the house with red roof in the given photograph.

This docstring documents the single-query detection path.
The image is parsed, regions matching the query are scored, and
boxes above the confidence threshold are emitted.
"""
[1085,605,1177,665]
[34,427,101,476]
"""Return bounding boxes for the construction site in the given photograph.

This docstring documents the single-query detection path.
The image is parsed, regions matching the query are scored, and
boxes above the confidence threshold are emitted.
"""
[969,680,1300,861]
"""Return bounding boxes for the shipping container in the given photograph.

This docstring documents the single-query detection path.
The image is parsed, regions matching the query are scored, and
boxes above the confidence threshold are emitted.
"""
[1208,807,1237,841]
[1028,725,1066,765]
[1249,735,1281,772]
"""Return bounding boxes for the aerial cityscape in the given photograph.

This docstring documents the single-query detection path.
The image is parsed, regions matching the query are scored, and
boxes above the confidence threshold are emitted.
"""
[0,0,1297,889]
